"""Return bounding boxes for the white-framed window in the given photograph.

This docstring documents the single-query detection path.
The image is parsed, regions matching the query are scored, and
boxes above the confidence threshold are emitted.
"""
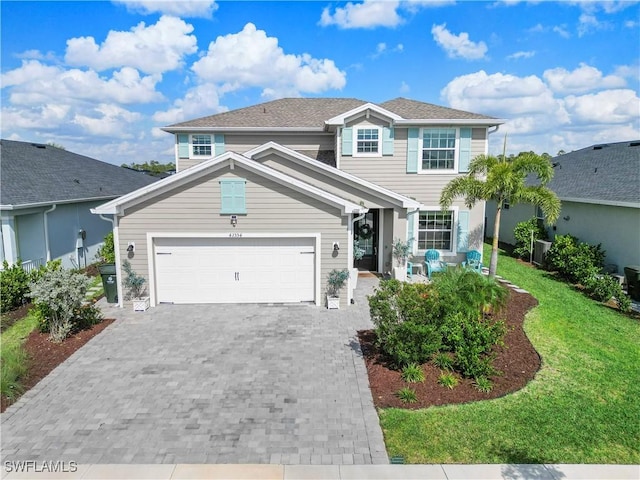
[421,128,457,171]
[354,127,381,156]
[418,210,454,251]
[192,134,212,156]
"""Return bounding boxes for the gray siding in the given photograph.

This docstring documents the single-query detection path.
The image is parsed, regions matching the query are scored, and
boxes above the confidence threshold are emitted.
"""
[257,153,394,210]
[178,133,334,171]
[339,126,487,205]
[117,166,350,306]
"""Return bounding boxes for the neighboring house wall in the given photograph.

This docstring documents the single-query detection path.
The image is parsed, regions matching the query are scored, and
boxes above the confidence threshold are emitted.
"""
[486,200,640,271]
[485,201,537,246]
[117,166,350,306]
[551,202,640,270]
[4,200,115,270]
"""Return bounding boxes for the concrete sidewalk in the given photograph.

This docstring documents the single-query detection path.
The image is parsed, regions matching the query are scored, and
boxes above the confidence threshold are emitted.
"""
[1,463,638,479]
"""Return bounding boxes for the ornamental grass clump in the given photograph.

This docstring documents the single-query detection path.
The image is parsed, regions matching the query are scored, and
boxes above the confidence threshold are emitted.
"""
[29,269,91,342]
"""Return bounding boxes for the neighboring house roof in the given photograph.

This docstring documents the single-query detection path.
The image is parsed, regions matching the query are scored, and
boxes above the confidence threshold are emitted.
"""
[0,140,159,210]
[547,140,640,207]
[93,150,367,217]
[163,97,502,131]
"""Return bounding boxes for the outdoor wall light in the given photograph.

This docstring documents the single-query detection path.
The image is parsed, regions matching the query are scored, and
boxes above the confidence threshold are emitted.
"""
[230,215,238,226]
[563,216,570,221]
[127,242,135,252]
[333,242,340,251]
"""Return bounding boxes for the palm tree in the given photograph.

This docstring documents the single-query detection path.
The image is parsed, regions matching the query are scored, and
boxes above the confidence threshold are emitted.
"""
[440,151,561,277]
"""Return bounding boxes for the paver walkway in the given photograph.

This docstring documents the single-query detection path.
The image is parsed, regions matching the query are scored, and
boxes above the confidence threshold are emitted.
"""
[1,278,387,465]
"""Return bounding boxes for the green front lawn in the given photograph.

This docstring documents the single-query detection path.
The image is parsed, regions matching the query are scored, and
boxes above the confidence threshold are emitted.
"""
[379,244,640,464]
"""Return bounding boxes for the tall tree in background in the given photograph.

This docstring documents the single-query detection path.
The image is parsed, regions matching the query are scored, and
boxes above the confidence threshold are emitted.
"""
[121,160,175,176]
[440,151,561,277]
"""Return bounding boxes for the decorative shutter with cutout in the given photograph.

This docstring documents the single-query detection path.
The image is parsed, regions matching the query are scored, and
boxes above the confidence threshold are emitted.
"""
[457,210,470,253]
[342,127,353,156]
[177,134,189,159]
[406,128,419,173]
[458,128,472,173]
[382,127,394,155]
[214,134,225,156]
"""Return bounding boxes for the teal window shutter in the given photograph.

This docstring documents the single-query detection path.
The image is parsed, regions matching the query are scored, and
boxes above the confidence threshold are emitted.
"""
[177,134,189,159]
[214,134,225,156]
[406,128,419,173]
[407,210,416,253]
[382,127,394,155]
[220,179,246,214]
[457,210,470,253]
[458,128,471,173]
[342,127,353,156]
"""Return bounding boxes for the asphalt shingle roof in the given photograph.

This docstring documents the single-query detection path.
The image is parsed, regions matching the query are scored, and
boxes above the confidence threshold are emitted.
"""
[166,97,497,129]
[547,141,640,205]
[1,140,159,208]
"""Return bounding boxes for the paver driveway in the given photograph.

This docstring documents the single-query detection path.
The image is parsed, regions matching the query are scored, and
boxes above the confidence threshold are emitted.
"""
[1,278,387,465]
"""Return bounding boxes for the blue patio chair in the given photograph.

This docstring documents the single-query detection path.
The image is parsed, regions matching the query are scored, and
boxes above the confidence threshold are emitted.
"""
[462,250,483,273]
[425,249,446,279]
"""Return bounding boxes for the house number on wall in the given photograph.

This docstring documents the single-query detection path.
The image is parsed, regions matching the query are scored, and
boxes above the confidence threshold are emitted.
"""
[229,233,242,237]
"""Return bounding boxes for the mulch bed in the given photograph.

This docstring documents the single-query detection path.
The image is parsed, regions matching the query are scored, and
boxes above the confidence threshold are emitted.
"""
[0,318,114,413]
[358,289,541,409]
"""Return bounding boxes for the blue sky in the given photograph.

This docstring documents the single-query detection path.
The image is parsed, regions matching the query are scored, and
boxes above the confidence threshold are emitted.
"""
[1,0,639,165]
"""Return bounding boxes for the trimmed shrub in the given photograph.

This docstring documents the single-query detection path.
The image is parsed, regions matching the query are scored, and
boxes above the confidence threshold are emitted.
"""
[546,234,605,284]
[513,217,548,260]
[29,269,91,342]
[442,312,506,378]
[585,275,632,313]
[0,260,30,313]
[96,232,115,264]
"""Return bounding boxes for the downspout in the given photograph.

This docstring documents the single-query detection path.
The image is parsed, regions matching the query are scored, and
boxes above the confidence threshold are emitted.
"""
[488,125,500,135]
[43,204,56,261]
[97,213,123,308]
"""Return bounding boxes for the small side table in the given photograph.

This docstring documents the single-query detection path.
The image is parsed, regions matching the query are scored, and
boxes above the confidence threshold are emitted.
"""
[411,263,424,277]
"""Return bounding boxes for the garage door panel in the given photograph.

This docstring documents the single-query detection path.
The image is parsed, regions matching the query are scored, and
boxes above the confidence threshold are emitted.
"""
[154,237,316,304]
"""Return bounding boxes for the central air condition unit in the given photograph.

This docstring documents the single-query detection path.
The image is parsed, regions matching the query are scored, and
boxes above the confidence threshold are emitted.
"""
[533,240,552,266]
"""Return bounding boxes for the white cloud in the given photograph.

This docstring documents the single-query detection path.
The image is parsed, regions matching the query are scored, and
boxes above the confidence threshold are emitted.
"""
[320,0,402,29]
[570,1,639,14]
[191,23,346,98]
[441,67,640,156]
[399,81,410,94]
[431,24,488,60]
[73,104,142,138]
[553,25,571,38]
[1,60,163,105]
[577,13,608,36]
[153,83,226,124]
[543,63,626,94]
[507,50,535,60]
[112,0,218,18]
[563,89,640,124]
[65,16,197,74]
[625,20,639,28]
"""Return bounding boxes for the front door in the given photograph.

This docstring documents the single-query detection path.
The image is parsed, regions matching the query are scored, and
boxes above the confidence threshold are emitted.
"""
[354,210,378,272]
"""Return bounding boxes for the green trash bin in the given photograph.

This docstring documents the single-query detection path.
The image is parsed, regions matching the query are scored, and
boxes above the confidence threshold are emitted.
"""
[98,263,118,303]
[623,266,640,301]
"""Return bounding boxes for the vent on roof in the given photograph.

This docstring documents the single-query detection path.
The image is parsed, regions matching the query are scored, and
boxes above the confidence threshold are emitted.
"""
[592,144,609,150]
[629,141,640,147]
[31,143,47,149]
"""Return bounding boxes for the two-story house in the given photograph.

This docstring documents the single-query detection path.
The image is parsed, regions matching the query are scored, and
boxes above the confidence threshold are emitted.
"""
[92,98,503,307]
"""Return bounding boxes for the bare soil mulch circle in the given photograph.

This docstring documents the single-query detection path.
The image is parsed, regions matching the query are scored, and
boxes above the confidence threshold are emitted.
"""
[359,289,540,409]
[0,318,114,413]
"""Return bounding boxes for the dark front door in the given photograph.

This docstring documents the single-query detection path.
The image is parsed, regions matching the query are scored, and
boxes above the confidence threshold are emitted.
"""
[354,210,378,272]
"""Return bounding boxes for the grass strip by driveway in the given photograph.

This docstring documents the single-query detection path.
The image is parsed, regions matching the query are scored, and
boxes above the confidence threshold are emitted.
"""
[1,312,38,401]
[379,244,640,464]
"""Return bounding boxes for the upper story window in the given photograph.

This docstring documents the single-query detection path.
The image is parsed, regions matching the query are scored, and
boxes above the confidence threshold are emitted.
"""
[355,128,380,156]
[422,128,456,171]
[192,135,212,156]
[418,210,453,251]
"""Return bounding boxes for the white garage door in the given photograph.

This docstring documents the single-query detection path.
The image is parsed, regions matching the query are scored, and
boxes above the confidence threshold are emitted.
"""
[154,237,316,304]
